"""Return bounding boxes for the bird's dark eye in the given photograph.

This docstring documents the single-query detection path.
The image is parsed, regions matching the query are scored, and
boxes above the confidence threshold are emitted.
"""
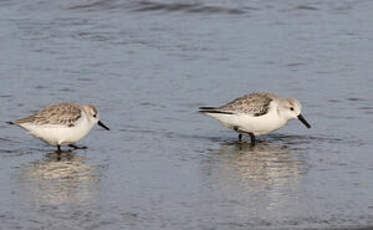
[290,107,294,111]
[93,114,97,118]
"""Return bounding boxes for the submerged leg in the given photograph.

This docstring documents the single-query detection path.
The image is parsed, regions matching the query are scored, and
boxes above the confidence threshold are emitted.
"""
[68,144,87,150]
[233,126,243,142]
[249,133,256,146]
[57,145,62,153]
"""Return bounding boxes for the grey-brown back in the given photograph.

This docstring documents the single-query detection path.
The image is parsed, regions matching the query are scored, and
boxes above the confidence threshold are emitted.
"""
[204,93,275,116]
[11,103,83,127]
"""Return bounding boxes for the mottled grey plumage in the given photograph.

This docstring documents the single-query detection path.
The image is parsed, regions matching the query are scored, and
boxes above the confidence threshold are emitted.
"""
[200,93,275,116]
[11,103,82,127]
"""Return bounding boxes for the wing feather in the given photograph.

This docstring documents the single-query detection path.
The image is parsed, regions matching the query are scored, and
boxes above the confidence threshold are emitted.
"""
[200,93,275,116]
[12,103,82,127]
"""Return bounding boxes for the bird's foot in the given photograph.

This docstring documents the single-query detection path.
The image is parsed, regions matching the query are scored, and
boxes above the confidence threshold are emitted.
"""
[68,144,88,150]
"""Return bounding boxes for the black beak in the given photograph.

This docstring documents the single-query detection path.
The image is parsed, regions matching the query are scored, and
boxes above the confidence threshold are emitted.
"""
[297,114,311,128]
[97,120,110,131]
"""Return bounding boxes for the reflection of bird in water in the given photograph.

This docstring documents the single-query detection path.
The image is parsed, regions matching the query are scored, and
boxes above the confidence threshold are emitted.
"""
[18,152,100,205]
[201,142,308,213]
[204,142,306,191]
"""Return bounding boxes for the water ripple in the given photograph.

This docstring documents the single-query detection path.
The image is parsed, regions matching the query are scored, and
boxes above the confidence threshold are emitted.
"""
[68,0,247,15]
[133,1,247,15]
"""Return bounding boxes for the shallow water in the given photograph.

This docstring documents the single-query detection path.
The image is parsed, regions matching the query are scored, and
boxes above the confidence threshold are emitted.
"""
[1,0,373,229]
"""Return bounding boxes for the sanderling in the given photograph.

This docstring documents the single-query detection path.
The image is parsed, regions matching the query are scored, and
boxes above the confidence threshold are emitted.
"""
[7,103,110,152]
[199,93,311,145]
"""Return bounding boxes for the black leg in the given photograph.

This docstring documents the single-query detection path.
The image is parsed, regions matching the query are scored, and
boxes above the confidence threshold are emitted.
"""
[234,126,243,142]
[57,145,62,153]
[68,144,87,150]
[238,134,242,142]
[249,133,256,146]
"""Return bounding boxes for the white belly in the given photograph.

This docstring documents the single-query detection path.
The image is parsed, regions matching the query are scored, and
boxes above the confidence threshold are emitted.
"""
[21,119,95,146]
[205,112,287,136]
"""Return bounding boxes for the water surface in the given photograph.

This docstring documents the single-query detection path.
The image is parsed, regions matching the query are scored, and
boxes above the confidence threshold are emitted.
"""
[1,0,373,229]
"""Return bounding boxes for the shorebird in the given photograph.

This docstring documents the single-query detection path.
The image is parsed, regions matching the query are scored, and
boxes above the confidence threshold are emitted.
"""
[8,103,110,152]
[199,93,311,145]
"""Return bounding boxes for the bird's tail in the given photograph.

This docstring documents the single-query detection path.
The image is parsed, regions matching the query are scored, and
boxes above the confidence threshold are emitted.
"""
[199,106,217,111]
[199,107,233,114]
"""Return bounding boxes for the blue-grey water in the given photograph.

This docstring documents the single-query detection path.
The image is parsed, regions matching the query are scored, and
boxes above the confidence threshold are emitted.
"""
[1,0,373,229]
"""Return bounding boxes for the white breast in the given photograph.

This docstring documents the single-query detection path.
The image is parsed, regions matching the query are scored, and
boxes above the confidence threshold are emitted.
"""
[205,109,287,136]
[21,116,95,146]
